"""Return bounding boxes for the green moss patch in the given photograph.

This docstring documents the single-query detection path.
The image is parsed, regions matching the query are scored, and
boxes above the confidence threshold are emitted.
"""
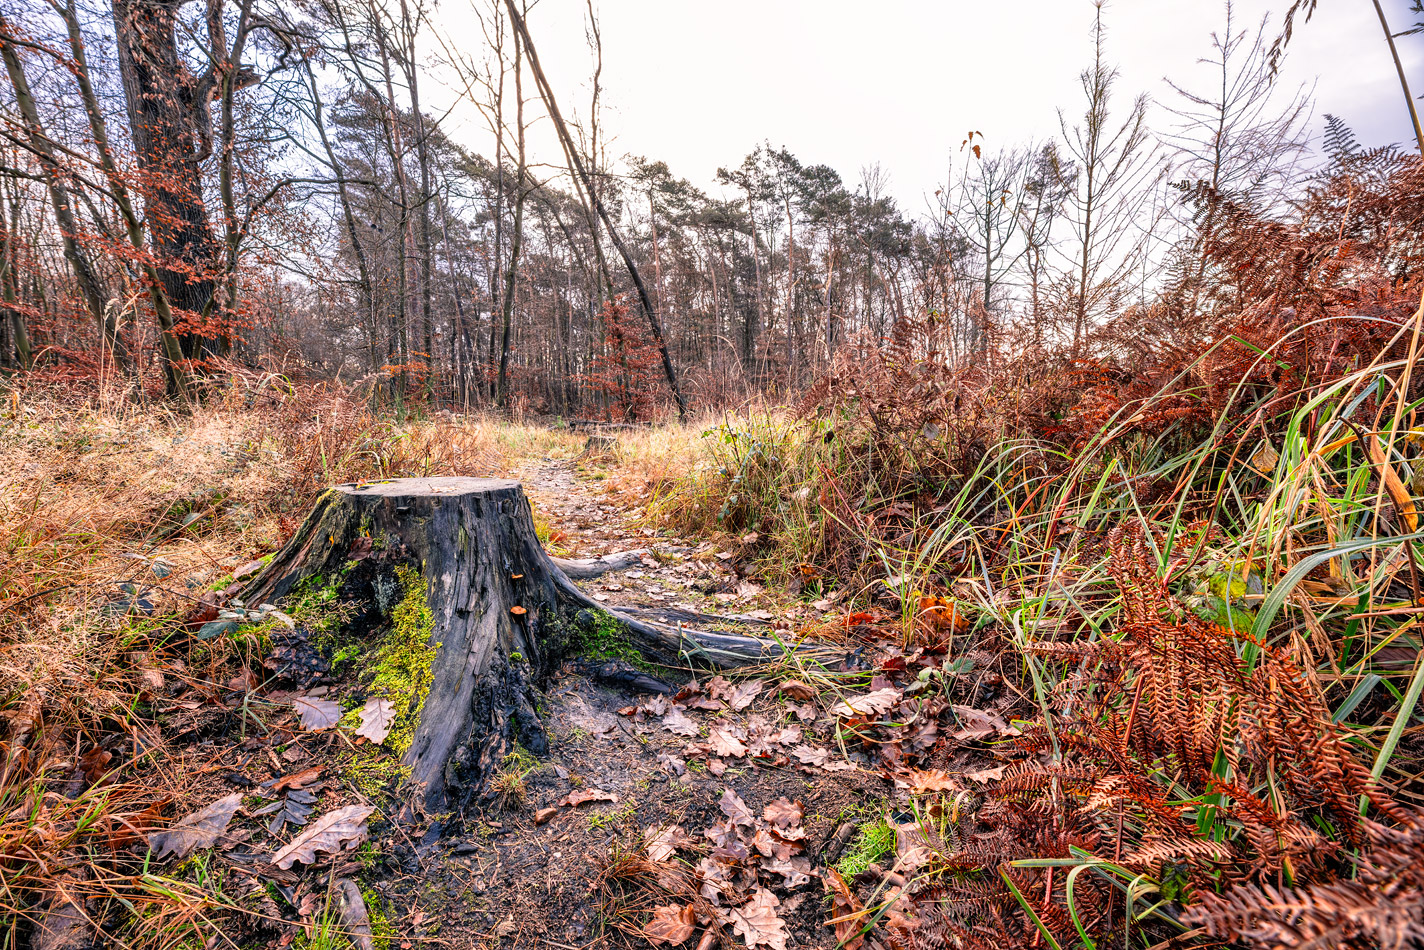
[365,566,437,755]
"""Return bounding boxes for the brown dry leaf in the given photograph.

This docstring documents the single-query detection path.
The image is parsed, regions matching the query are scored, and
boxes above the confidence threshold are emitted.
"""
[80,747,113,784]
[724,680,763,711]
[769,725,802,747]
[698,856,735,905]
[761,798,803,830]
[778,679,816,702]
[270,804,374,869]
[661,706,699,737]
[292,696,343,731]
[963,765,1006,784]
[137,665,165,692]
[354,697,396,744]
[707,758,727,776]
[719,788,755,827]
[729,888,787,949]
[791,744,829,767]
[560,789,618,807]
[645,904,696,946]
[334,878,374,950]
[645,824,697,862]
[829,688,901,718]
[950,705,1015,741]
[764,855,813,887]
[271,767,324,792]
[232,558,266,582]
[899,769,957,793]
[824,868,866,950]
[709,726,747,758]
[788,702,818,722]
[149,793,243,860]
[227,669,259,693]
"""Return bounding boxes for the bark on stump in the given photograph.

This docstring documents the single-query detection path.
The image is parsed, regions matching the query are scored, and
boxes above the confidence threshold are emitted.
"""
[243,477,797,811]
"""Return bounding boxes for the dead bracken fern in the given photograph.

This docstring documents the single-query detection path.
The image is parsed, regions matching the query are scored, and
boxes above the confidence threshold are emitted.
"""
[909,524,1416,948]
[1184,816,1424,948]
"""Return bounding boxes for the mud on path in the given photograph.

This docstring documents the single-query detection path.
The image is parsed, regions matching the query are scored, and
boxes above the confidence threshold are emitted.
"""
[360,455,888,949]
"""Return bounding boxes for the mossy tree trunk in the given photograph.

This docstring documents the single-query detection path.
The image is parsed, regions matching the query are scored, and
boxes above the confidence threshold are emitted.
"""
[243,478,798,812]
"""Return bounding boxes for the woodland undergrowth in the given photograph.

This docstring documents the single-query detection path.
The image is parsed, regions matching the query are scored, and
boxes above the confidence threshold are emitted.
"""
[635,278,1424,948]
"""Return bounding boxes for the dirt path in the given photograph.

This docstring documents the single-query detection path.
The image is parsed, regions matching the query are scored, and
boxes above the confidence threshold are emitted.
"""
[363,458,883,949]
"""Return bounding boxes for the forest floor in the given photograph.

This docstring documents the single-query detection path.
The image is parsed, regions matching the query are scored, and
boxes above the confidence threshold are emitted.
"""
[351,451,890,949]
[2,401,1012,950]
[293,450,912,950]
[189,448,999,950]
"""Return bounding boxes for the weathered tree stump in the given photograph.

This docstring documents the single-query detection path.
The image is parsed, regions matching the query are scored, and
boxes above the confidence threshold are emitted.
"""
[242,478,803,811]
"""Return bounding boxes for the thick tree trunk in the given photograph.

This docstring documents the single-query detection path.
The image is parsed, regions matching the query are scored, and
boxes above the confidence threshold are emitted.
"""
[110,0,224,369]
[242,478,803,812]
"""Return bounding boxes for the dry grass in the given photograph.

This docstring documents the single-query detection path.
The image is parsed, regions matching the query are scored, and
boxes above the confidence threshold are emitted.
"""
[598,417,719,504]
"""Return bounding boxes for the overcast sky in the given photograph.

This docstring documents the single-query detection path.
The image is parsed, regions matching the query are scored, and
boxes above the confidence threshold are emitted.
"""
[433,0,1423,214]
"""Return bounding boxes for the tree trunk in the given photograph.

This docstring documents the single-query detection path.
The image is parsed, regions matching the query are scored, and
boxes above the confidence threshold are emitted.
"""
[242,477,802,812]
[110,0,223,368]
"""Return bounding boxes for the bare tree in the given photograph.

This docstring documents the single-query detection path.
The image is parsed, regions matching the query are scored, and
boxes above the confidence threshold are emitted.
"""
[1055,1,1161,355]
[1164,2,1311,322]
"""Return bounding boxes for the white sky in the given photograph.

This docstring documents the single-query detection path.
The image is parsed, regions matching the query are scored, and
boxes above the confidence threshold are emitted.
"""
[432,0,1423,213]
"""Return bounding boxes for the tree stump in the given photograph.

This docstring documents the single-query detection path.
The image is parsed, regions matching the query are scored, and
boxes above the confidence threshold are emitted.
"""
[242,478,803,811]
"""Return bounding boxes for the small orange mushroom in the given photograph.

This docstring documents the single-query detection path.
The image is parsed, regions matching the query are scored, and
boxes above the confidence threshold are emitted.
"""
[510,606,527,616]
[511,574,524,580]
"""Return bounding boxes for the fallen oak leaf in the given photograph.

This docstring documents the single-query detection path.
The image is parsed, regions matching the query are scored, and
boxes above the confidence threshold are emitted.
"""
[354,697,396,744]
[269,804,374,869]
[334,878,374,950]
[719,788,755,827]
[778,679,816,702]
[266,766,324,792]
[964,765,1006,784]
[252,789,317,834]
[791,744,829,767]
[645,904,696,946]
[896,768,958,794]
[764,855,813,888]
[761,798,803,830]
[730,888,787,949]
[661,706,699,737]
[829,688,901,718]
[645,824,698,862]
[950,705,1017,740]
[149,793,243,860]
[823,868,866,950]
[80,746,113,785]
[708,726,747,758]
[723,680,763,711]
[292,696,343,731]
